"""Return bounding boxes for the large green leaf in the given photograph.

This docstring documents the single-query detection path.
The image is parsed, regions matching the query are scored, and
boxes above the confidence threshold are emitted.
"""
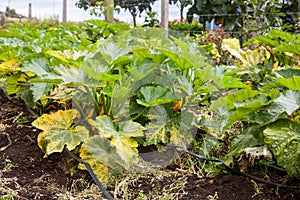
[248,101,288,125]
[111,64,159,118]
[32,109,89,156]
[98,42,130,65]
[210,88,259,111]
[4,72,22,95]
[264,120,300,178]
[30,82,52,102]
[225,125,265,165]
[54,64,89,85]
[88,116,144,168]
[211,93,269,131]
[156,37,206,70]
[136,86,177,107]
[22,57,58,79]
[274,90,300,115]
[170,37,207,69]
[219,107,261,131]
[77,59,118,83]
[222,76,250,89]
[277,76,300,90]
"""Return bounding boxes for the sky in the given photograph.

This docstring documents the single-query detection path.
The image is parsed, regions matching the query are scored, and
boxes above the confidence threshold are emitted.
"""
[0,0,191,24]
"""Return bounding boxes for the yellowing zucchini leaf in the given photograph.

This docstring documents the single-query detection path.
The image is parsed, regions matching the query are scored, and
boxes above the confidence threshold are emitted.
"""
[46,50,69,63]
[222,38,265,68]
[78,138,114,183]
[32,109,89,156]
[169,126,185,146]
[144,105,169,145]
[88,116,144,168]
[0,58,20,75]
[264,120,300,178]
[170,110,197,147]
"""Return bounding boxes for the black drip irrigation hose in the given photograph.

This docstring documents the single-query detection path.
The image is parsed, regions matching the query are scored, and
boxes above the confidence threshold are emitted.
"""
[65,144,299,200]
[167,145,300,190]
[65,149,114,200]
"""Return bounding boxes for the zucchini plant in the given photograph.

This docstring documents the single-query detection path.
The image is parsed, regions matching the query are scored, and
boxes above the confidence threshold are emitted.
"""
[2,21,300,182]
[1,25,211,182]
[208,33,300,178]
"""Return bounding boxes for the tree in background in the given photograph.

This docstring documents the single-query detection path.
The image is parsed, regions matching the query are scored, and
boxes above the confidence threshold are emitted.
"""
[118,0,156,26]
[186,0,242,31]
[4,6,25,18]
[186,0,300,37]
[142,11,159,27]
[76,0,156,26]
[169,0,193,22]
[281,0,300,30]
[76,0,114,22]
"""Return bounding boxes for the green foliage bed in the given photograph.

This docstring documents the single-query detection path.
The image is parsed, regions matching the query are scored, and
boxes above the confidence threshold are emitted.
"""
[0,20,299,182]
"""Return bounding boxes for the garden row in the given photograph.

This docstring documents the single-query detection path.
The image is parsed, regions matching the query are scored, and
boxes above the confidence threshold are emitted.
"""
[0,20,299,183]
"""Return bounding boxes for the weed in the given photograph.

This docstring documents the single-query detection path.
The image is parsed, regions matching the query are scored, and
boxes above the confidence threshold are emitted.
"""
[207,191,219,200]
[2,158,18,170]
[69,165,77,177]
[28,156,35,163]
[15,116,29,124]
[251,180,263,198]
[0,194,13,200]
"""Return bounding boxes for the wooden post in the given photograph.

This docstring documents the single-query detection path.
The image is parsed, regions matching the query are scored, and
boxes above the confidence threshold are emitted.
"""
[298,0,300,19]
[104,0,114,22]
[28,3,32,22]
[161,0,169,38]
[1,13,6,26]
[62,0,67,22]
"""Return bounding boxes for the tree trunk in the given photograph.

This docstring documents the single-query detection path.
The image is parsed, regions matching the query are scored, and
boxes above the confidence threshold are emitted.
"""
[180,5,184,22]
[62,0,67,22]
[131,13,137,27]
[1,13,6,26]
[161,0,169,38]
[28,3,32,22]
[104,0,114,23]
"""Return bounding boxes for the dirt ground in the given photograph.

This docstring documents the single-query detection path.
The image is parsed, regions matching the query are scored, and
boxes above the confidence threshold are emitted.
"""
[0,89,300,200]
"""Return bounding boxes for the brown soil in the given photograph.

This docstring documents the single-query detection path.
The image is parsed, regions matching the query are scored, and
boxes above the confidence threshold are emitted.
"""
[0,89,300,200]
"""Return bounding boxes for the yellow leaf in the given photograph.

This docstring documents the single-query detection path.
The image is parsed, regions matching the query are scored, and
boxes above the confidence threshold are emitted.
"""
[79,144,110,183]
[0,58,20,73]
[18,73,27,82]
[273,61,279,70]
[222,39,265,68]
[170,126,193,147]
[32,109,89,156]
[244,81,252,86]
[88,116,144,168]
[145,105,169,145]
[46,50,69,63]
[173,99,182,112]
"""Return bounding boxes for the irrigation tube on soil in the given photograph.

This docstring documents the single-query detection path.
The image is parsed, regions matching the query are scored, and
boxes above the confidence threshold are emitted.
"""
[65,144,300,200]
[65,149,114,200]
[167,145,300,190]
